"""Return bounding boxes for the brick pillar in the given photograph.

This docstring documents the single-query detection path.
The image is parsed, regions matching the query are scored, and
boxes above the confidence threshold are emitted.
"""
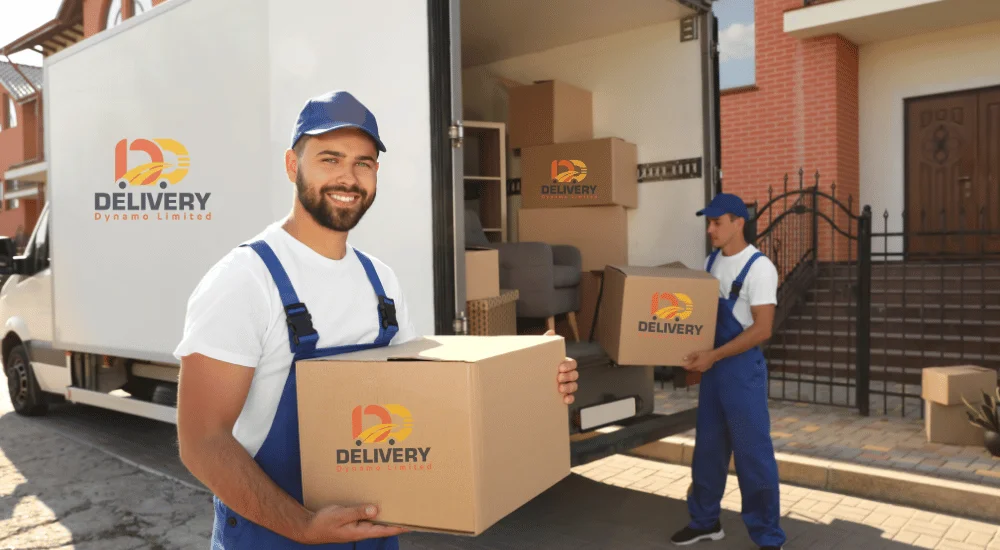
[720,0,859,267]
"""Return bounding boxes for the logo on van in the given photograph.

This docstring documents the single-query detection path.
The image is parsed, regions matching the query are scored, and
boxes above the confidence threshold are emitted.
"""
[115,138,190,189]
[650,292,694,321]
[95,138,212,223]
[337,404,431,471]
[542,159,597,200]
[352,404,413,445]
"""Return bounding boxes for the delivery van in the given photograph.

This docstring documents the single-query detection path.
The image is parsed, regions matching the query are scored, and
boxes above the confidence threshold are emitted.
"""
[0,0,719,467]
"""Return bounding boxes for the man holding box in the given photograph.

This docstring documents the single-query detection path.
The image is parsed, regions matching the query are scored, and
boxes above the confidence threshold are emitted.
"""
[173,90,579,549]
[670,193,786,549]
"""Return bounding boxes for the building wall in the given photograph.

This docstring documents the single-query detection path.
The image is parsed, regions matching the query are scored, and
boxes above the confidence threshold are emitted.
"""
[859,19,1000,246]
[83,0,171,38]
[720,0,859,265]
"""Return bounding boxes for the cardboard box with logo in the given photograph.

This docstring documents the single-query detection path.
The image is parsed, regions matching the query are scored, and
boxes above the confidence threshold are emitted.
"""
[465,247,499,301]
[922,366,997,446]
[596,265,719,367]
[296,335,571,535]
[508,80,593,150]
[519,137,638,209]
[518,205,628,272]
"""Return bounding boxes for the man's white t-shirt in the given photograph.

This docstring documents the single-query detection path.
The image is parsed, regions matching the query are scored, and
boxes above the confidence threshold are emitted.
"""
[172,221,418,457]
[703,244,779,329]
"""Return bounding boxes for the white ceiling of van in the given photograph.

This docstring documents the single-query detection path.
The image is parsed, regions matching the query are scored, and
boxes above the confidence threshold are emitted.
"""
[460,0,697,68]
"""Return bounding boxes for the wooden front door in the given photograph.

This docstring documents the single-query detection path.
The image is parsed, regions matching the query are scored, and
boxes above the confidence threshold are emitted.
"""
[906,86,1000,255]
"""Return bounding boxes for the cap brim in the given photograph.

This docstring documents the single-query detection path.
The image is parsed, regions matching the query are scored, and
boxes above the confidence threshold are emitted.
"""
[696,207,726,218]
[303,123,387,152]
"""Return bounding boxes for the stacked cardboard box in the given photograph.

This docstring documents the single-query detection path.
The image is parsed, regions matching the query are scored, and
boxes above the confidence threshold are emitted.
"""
[511,80,638,273]
[921,366,997,446]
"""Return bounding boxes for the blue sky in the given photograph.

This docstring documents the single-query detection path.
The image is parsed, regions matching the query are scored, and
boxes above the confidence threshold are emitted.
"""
[713,0,755,89]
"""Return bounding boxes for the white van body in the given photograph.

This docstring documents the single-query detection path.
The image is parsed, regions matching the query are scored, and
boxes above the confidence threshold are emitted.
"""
[0,0,719,464]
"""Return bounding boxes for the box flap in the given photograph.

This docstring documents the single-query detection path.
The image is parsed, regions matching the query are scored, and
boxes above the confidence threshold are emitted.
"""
[300,335,564,364]
[608,265,714,279]
[465,245,495,252]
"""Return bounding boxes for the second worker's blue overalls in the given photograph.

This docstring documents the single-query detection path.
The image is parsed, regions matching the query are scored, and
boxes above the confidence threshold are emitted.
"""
[211,240,400,550]
[686,249,786,548]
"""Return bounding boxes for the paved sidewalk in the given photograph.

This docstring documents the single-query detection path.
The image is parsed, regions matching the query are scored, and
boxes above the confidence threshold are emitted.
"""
[571,454,1000,550]
[654,382,1000,488]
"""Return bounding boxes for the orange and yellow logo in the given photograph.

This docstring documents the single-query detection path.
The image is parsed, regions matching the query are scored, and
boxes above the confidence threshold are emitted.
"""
[352,404,413,446]
[551,159,588,183]
[115,138,190,189]
[651,292,694,321]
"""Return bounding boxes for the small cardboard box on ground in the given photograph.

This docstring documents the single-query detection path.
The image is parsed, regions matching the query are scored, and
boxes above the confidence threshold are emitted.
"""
[518,205,628,272]
[597,265,719,367]
[465,247,499,301]
[922,366,998,446]
[520,137,638,209]
[508,80,592,150]
[296,335,571,535]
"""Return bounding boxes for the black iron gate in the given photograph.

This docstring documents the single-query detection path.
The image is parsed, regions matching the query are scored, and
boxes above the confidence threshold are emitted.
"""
[748,170,873,415]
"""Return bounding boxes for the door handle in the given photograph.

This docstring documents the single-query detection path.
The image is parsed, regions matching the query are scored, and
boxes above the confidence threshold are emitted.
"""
[959,176,972,198]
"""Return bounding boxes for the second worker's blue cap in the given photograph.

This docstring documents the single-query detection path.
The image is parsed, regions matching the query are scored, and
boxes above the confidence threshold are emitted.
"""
[696,192,750,220]
[290,90,386,153]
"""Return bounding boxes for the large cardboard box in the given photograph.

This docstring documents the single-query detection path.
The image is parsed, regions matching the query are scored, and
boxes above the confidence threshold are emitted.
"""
[296,335,571,535]
[508,80,593,149]
[921,366,997,406]
[596,265,719,367]
[926,401,985,446]
[465,248,500,301]
[518,206,627,272]
[520,138,638,209]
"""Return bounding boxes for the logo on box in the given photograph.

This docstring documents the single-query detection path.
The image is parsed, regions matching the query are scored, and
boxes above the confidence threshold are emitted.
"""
[638,292,705,337]
[651,292,694,321]
[337,403,432,472]
[352,404,413,446]
[94,138,212,223]
[543,159,597,199]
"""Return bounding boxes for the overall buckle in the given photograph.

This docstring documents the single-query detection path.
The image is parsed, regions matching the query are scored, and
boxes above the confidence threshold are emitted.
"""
[729,282,743,300]
[285,302,317,345]
[377,296,398,330]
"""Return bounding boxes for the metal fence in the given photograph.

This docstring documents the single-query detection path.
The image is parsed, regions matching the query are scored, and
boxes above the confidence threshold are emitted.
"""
[749,169,1000,417]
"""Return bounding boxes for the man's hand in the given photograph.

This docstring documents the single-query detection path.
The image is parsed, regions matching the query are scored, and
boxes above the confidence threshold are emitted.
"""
[544,330,579,404]
[682,349,717,373]
[297,504,408,545]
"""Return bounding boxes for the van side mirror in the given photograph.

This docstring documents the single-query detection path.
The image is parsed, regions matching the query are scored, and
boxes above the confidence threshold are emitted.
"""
[0,237,16,275]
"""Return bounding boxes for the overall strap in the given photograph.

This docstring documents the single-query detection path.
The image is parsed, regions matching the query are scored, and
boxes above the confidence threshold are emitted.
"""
[353,248,399,346]
[241,240,319,355]
[705,249,722,273]
[730,251,764,299]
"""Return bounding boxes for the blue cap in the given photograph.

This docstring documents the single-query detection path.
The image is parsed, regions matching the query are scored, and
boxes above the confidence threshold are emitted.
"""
[290,90,386,153]
[696,192,750,220]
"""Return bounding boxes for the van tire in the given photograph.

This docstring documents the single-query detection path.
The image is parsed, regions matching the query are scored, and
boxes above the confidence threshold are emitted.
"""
[6,345,48,416]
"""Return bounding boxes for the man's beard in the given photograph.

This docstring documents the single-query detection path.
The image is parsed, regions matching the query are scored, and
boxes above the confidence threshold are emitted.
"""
[296,171,375,232]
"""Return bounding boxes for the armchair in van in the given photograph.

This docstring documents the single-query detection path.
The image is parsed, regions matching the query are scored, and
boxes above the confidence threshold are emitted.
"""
[465,209,582,340]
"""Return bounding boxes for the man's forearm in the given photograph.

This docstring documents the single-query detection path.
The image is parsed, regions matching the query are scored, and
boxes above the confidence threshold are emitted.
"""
[712,323,770,362]
[182,433,311,540]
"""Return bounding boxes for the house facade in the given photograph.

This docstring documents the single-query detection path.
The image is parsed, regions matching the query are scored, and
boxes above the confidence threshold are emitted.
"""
[722,0,1000,256]
[0,0,169,244]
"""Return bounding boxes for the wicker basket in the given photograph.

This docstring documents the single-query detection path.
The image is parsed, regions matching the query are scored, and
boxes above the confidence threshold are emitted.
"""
[467,289,519,336]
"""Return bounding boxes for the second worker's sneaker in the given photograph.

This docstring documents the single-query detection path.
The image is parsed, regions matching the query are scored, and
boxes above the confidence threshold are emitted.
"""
[670,521,725,546]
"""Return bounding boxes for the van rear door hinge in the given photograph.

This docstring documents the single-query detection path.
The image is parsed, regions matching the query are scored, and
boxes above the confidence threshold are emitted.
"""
[449,121,464,148]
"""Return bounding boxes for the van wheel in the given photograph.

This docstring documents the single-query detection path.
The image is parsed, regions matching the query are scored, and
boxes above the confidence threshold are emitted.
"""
[6,345,48,416]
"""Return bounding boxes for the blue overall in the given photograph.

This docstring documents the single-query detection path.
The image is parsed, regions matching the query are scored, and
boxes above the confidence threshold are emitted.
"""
[211,240,400,550]
[686,249,785,548]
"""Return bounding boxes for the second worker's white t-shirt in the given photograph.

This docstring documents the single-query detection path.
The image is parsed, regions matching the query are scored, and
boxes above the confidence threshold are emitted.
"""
[173,221,418,457]
[704,244,779,329]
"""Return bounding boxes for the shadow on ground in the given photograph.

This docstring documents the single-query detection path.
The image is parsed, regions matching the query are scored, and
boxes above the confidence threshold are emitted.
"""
[0,396,212,550]
[402,474,926,550]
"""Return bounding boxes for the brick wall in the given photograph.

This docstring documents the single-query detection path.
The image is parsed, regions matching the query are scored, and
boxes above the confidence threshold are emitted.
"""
[83,0,170,38]
[721,0,859,268]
